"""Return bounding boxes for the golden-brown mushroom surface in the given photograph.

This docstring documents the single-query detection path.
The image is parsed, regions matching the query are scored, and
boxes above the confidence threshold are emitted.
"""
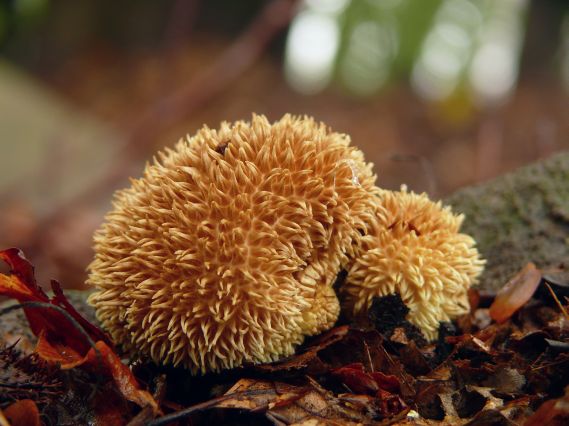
[87,114,377,373]
[343,186,485,340]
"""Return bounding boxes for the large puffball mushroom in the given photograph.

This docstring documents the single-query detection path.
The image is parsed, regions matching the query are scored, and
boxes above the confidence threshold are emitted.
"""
[343,186,485,340]
[87,114,377,374]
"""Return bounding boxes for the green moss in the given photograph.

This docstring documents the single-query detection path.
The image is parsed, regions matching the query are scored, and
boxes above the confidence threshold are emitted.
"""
[446,152,569,291]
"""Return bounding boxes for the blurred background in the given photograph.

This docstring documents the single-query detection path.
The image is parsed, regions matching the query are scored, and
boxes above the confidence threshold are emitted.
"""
[0,0,568,288]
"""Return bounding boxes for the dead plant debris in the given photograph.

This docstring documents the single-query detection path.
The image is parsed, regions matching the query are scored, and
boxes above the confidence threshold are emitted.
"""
[1,250,569,425]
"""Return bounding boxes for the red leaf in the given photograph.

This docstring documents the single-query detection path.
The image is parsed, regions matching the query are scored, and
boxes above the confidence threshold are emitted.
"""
[49,279,110,347]
[2,399,41,426]
[371,371,401,394]
[489,263,542,323]
[525,388,569,426]
[376,388,406,418]
[35,332,158,411]
[0,248,41,292]
[332,363,380,394]
[0,248,112,356]
[0,248,158,413]
[331,363,401,396]
[83,341,159,411]
[35,330,86,369]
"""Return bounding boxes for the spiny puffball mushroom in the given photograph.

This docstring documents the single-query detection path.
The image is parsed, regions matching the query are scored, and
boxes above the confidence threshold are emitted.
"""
[87,114,378,374]
[342,186,485,340]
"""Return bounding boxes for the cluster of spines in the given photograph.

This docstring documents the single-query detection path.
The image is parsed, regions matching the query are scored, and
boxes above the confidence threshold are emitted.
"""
[344,187,485,339]
[88,114,377,373]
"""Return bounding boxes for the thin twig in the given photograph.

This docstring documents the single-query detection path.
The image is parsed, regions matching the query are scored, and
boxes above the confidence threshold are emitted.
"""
[544,282,569,319]
[364,340,374,372]
[531,357,569,371]
[0,302,102,370]
[145,388,276,426]
[126,405,155,426]
[379,343,414,394]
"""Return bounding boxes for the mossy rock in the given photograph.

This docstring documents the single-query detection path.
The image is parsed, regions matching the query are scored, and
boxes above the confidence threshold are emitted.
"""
[446,151,569,291]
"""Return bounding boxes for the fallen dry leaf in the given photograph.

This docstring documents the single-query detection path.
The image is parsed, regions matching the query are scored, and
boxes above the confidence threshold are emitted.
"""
[331,362,401,395]
[256,325,349,372]
[524,385,569,426]
[219,378,377,425]
[489,263,542,323]
[2,246,569,426]
[2,400,40,426]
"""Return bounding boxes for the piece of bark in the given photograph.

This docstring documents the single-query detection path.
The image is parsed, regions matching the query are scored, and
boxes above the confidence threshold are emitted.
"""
[446,152,569,291]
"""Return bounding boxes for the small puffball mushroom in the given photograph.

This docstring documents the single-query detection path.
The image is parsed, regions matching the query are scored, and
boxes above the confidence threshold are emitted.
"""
[343,186,485,340]
[87,114,377,374]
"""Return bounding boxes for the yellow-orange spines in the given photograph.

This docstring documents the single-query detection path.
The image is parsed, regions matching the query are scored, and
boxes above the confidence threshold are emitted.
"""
[343,186,485,340]
[87,114,377,373]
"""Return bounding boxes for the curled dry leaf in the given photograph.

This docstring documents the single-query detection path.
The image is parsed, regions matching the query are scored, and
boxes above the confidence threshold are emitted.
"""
[148,376,409,425]
[256,325,349,372]
[217,379,309,411]
[2,400,41,426]
[489,263,542,323]
[0,248,112,354]
[330,363,406,419]
[331,362,401,395]
[219,378,376,425]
